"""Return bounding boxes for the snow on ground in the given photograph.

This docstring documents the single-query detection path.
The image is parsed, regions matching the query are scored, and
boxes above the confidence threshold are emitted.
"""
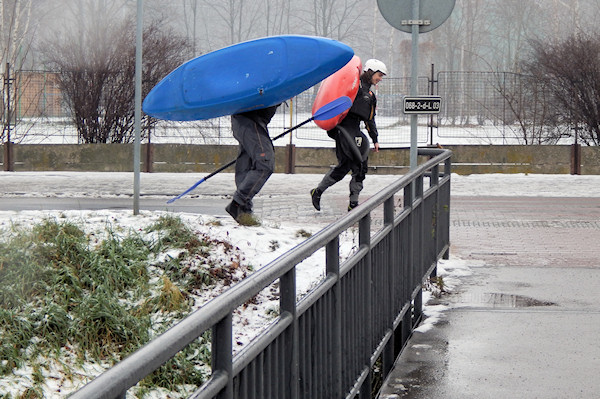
[1,172,599,397]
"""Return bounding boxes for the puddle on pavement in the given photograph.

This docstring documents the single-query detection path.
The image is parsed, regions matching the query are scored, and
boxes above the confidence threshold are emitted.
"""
[457,292,556,308]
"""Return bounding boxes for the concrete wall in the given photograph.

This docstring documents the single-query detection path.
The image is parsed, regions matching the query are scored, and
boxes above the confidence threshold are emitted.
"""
[2,143,599,174]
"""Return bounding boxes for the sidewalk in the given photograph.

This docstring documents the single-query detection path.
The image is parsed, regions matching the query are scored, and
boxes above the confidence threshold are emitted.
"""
[377,196,600,399]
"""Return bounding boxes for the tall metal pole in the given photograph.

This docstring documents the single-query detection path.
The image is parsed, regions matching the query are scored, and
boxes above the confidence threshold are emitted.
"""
[133,0,143,215]
[409,0,420,170]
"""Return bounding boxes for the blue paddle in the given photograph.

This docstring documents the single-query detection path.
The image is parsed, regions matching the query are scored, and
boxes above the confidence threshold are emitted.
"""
[166,96,352,204]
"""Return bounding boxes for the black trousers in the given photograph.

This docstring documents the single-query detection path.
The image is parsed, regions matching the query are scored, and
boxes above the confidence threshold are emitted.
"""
[317,125,370,203]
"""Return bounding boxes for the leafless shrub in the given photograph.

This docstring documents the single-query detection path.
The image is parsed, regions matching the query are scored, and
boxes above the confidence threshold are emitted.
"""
[523,34,600,145]
[42,17,190,143]
[495,72,570,145]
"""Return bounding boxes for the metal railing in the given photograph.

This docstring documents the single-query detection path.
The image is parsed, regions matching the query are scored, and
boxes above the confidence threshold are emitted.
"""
[71,148,452,399]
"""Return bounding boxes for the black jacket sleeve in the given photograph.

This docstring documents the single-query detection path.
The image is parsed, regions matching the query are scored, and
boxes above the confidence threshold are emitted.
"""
[363,91,378,144]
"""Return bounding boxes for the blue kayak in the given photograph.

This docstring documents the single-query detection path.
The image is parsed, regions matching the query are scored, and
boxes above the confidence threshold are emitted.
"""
[142,35,354,121]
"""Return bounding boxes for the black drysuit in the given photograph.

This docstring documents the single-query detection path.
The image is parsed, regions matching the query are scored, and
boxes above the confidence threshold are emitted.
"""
[316,74,379,203]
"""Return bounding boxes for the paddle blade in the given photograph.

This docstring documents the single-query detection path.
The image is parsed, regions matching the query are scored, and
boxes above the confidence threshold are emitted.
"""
[312,96,352,121]
[166,178,206,204]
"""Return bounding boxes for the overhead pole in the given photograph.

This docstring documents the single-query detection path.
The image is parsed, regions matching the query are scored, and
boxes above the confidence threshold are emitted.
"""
[377,0,455,168]
[409,0,420,171]
[133,0,143,215]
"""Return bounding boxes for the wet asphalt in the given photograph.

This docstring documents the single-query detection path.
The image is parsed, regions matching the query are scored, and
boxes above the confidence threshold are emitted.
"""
[377,196,600,399]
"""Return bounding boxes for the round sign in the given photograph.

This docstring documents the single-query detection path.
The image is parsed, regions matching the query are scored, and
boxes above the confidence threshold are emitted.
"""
[377,0,455,33]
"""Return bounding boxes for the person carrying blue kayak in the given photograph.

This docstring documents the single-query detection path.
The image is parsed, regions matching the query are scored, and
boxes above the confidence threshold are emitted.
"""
[226,104,280,224]
[311,59,387,212]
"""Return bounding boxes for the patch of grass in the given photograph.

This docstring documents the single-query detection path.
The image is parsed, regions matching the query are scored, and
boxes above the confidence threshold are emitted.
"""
[424,275,447,298]
[295,229,312,238]
[71,291,151,360]
[0,215,241,396]
[236,213,261,227]
[0,218,153,362]
[147,214,204,253]
[140,331,211,392]
[156,275,188,313]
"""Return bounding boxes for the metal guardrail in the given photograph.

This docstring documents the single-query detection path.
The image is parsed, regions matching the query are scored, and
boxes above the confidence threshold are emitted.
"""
[71,148,452,399]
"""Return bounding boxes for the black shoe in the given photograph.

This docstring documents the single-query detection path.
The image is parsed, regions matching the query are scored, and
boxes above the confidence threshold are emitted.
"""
[226,200,242,221]
[348,201,358,211]
[311,188,322,211]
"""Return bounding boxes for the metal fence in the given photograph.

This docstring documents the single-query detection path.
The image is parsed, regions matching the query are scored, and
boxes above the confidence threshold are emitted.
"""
[70,148,452,399]
[4,69,545,146]
[435,71,542,142]
[140,72,533,146]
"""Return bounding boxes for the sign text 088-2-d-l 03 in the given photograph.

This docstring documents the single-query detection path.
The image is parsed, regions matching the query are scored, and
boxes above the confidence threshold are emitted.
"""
[403,96,442,114]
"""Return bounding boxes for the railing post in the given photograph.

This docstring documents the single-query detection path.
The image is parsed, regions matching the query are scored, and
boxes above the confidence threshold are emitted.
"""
[2,141,13,172]
[444,156,452,260]
[280,268,299,399]
[144,143,154,173]
[358,214,372,399]
[402,180,417,348]
[413,175,425,326]
[213,314,233,399]
[382,197,396,375]
[431,164,440,277]
[326,237,341,398]
[404,181,414,312]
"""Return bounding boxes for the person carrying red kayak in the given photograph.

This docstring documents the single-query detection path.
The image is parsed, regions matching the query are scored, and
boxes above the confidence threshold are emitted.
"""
[310,59,387,212]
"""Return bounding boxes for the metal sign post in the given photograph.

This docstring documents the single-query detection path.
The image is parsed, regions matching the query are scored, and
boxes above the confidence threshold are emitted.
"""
[133,0,143,215]
[409,0,420,170]
[377,0,455,170]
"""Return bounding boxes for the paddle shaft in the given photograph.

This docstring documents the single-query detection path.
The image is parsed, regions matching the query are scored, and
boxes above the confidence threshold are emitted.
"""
[166,96,352,203]
[204,118,314,180]
[272,117,314,141]
[190,116,314,179]
[165,116,314,204]
[202,116,312,176]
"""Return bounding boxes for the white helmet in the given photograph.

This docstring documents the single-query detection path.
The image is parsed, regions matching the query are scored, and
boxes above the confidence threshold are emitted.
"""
[363,59,387,75]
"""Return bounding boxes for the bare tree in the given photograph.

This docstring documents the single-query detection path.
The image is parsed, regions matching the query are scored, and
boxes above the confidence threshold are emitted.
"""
[42,9,190,143]
[524,34,600,145]
[1,0,35,141]
[497,73,569,145]
[424,0,490,72]
[263,0,292,37]
[181,0,201,56]
[297,0,365,43]
[0,0,33,67]
[197,0,263,45]
[486,0,544,72]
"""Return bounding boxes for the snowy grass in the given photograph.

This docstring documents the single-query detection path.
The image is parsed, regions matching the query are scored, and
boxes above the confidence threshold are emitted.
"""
[0,208,348,398]
[0,212,304,398]
[0,214,216,397]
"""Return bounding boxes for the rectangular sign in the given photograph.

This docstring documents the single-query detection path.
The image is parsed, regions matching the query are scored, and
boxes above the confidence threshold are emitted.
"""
[403,96,442,114]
